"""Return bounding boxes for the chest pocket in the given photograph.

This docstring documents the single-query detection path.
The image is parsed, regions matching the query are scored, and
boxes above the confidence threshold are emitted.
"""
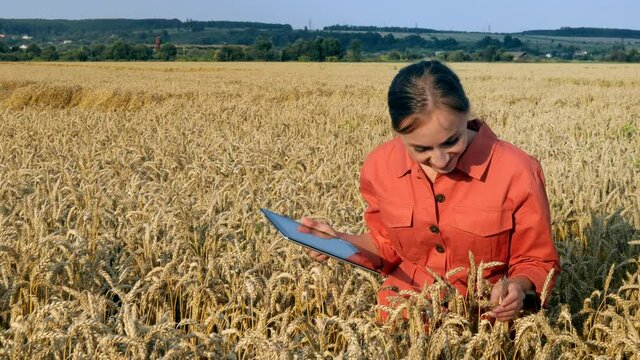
[448,206,513,264]
[378,202,415,261]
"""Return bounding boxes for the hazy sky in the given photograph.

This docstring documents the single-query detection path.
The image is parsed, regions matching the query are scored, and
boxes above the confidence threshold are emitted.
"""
[3,0,639,33]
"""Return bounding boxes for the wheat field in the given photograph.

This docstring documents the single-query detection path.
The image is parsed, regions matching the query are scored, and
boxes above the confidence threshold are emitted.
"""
[0,61,639,359]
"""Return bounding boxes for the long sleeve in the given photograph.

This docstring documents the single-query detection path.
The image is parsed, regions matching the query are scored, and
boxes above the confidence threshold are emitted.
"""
[360,165,402,275]
[508,162,561,297]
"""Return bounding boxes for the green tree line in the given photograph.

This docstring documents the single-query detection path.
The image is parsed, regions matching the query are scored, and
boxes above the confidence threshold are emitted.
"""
[521,27,640,39]
[0,41,177,61]
[2,34,640,63]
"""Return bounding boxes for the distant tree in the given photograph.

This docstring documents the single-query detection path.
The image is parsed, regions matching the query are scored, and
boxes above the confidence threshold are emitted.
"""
[479,45,500,61]
[309,38,324,61]
[321,37,343,59]
[129,44,152,60]
[503,35,523,48]
[280,36,341,61]
[282,38,309,61]
[40,45,59,61]
[160,29,170,42]
[346,39,362,62]
[26,43,41,58]
[402,34,426,48]
[187,20,205,32]
[385,50,402,61]
[134,31,148,42]
[477,36,501,49]
[503,35,513,48]
[60,47,89,61]
[447,50,470,62]
[402,48,423,60]
[380,33,396,48]
[104,41,130,60]
[627,48,640,62]
[356,32,383,51]
[248,35,277,61]
[89,44,106,60]
[433,37,459,50]
[499,52,514,61]
[607,48,627,62]
[214,45,246,61]
[0,41,9,53]
[0,53,20,61]
[155,43,177,61]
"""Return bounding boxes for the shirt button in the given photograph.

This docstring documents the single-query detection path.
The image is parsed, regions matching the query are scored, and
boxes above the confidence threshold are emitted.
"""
[430,225,440,234]
[435,244,445,253]
[435,194,446,203]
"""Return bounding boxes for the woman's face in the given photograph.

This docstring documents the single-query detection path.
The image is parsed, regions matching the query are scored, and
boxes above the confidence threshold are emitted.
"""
[397,107,471,175]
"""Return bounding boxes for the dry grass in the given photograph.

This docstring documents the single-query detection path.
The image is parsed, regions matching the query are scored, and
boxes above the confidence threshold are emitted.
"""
[0,61,638,359]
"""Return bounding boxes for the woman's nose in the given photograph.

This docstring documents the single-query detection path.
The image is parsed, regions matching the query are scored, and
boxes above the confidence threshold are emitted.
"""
[430,150,450,168]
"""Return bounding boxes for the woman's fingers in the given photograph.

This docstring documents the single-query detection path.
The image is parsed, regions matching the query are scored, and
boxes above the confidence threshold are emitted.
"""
[488,280,526,321]
[492,300,523,320]
[298,217,337,239]
[299,217,315,228]
[300,218,334,263]
[500,290,525,308]
[306,249,329,262]
[495,299,522,313]
[494,310,518,321]
[490,281,506,305]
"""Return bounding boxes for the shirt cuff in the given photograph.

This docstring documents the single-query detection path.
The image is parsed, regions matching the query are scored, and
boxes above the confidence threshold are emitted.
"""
[509,265,558,301]
[366,232,400,275]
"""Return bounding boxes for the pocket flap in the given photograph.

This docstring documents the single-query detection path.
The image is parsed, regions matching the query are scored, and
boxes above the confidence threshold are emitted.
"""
[379,203,413,228]
[451,207,512,236]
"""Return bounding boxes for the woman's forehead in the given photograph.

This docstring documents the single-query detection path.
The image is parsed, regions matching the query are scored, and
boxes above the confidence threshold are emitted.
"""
[399,109,467,145]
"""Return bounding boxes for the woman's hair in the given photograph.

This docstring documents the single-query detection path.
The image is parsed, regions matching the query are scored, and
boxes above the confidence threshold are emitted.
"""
[388,60,469,133]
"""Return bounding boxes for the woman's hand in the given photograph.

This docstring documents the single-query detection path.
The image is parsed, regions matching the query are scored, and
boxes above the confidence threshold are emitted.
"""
[298,217,338,262]
[488,276,531,321]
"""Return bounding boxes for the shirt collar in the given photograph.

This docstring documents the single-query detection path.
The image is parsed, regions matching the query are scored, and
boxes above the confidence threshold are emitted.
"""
[393,137,413,178]
[454,119,498,180]
[393,119,498,181]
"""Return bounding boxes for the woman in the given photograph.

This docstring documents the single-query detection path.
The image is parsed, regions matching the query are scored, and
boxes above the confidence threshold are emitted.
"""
[301,60,560,322]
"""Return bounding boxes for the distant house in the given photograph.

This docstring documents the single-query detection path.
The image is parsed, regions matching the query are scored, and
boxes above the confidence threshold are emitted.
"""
[0,34,5,38]
[574,50,589,57]
[19,44,28,50]
[21,35,32,40]
[62,40,73,44]
[505,51,528,60]
[545,53,553,58]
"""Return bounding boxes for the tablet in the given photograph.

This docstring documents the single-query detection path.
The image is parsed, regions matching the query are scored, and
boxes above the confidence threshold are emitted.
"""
[260,208,379,274]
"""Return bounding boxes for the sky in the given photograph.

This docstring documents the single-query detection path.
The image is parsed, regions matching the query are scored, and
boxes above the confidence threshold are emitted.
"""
[2,0,639,33]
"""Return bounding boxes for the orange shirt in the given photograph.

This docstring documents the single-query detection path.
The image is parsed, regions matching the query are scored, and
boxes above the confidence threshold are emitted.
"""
[360,119,560,309]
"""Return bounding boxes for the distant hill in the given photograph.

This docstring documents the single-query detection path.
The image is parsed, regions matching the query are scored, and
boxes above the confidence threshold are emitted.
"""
[0,18,292,37]
[2,18,638,41]
[323,25,442,34]
[520,27,640,39]
[0,19,181,36]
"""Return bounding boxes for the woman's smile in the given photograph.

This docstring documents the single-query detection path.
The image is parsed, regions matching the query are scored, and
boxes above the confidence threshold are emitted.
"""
[398,107,472,177]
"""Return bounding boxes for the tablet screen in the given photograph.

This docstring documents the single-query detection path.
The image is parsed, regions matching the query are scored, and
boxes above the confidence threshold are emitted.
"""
[260,208,378,274]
